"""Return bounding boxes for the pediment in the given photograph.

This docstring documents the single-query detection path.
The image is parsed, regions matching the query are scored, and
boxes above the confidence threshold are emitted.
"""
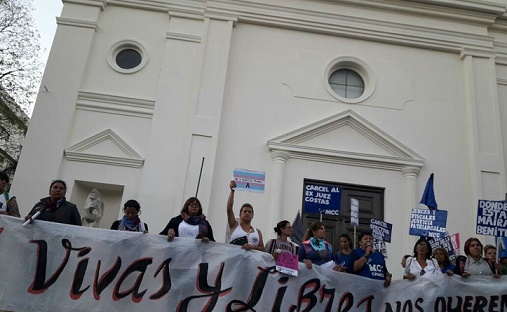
[267,110,424,171]
[64,129,144,168]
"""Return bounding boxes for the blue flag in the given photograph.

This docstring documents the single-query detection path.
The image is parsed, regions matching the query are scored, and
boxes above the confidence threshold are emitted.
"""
[291,211,305,245]
[420,173,438,210]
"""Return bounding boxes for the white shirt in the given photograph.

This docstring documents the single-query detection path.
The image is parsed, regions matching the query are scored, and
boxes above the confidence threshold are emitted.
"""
[0,192,7,212]
[464,257,493,276]
[404,256,442,276]
[178,221,199,238]
[230,226,260,246]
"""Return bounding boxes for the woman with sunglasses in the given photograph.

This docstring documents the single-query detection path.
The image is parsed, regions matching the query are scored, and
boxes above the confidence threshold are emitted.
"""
[159,197,215,242]
[265,220,298,259]
[404,237,441,280]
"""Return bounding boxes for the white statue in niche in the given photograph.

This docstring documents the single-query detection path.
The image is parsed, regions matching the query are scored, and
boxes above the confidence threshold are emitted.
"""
[82,189,104,227]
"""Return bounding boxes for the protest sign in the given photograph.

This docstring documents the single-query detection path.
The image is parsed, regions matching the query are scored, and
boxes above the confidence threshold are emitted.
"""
[370,219,392,243]
[409,208,447,238]
[302,181,341,215]
[427,232,456,261]
[477,200,507,237]
[233,168,265,193]
[275,252,298,276]
[0,216,506,311]
[351,198,359,226]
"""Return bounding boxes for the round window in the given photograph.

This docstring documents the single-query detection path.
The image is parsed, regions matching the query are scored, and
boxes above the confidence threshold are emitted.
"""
[328,69,364,99]
[325,57,375,104]
[107,40,148,74]
[115,49,142,70]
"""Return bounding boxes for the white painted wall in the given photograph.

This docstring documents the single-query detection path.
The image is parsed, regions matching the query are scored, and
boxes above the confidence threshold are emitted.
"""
[11,0,507,278]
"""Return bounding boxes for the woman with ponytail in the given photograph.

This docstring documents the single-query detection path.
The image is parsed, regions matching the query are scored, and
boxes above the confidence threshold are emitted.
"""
[298,221,333,269]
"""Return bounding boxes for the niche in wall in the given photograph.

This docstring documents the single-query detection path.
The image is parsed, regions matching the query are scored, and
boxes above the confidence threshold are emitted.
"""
[70,180,124,230]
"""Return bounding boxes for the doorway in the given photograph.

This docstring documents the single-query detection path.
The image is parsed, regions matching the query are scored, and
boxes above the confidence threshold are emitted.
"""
[302,179,384,251]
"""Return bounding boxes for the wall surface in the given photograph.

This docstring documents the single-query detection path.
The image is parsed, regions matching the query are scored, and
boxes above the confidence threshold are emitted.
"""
[11,0,507,277]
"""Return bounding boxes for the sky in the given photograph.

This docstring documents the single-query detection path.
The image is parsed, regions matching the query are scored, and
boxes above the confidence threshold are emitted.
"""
[32,1,63,72]
[27,0,63,115]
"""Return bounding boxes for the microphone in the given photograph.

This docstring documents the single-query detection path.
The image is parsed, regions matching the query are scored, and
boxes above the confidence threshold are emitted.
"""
[23,204,46,226]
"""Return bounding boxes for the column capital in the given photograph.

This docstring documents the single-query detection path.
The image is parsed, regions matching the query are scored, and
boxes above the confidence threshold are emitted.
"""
[271,151,289,162]
[401,166,420,177]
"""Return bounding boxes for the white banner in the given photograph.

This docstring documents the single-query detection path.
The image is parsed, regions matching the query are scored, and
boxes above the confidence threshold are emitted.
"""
[1,216,506,312]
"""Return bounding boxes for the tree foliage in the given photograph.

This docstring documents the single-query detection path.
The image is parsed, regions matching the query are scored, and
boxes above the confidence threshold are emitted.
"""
[0,0,42,112]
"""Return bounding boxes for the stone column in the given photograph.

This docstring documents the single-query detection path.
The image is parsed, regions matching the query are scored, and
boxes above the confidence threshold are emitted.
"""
[267,151,290,239]
[402,166,420,253]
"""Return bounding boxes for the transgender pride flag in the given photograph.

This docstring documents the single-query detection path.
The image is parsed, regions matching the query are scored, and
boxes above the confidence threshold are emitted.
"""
[233,168,266,193]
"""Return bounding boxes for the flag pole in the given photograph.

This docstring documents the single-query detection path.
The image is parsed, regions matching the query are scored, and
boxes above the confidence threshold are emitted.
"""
[195,157,205,197]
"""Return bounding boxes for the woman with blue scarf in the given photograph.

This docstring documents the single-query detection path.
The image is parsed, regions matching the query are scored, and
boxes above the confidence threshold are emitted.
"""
[110,200,148,233]
[160,197,215,242]
[298,221,333,269]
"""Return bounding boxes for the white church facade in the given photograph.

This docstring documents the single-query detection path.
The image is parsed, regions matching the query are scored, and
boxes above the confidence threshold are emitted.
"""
[11,0,507,275]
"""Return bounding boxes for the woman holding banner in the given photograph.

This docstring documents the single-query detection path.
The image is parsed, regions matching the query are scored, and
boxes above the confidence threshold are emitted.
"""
[404,238,442,280]
[25,180,82,226]
[454,237,499,278]
[298,221,333,269]
[265,220,298,259]
[160,197,215,242]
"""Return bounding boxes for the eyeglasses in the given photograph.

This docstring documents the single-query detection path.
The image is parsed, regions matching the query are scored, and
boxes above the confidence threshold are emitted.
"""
[283,226,293,230]
[420,269,426,276]
[189,203,200,208]
[417,244,428,249]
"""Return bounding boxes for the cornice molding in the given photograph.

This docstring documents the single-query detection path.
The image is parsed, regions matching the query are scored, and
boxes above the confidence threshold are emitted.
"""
[166,32,202,43]
[267,109,424,172]
[64,129,144,168]
[62,0,106,10]
[76,91,155,119]
[205,0,495,54]
[56,17,98,31]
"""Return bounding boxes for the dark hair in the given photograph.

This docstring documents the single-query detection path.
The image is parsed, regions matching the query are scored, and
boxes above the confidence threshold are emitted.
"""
[412,237,432,259]
[181,197,203,215]
[274,220,290,236]
[303,221,325,241]
[484,244,496,256]
[50,179,67,191]
[432,247,451,267]
[240,203,254,214]
[339,233,352,244]
[359,231,373,240]
[404,254,411,260]
[463,237,483,257]
[123,199,141,212]
[0,171,9,183]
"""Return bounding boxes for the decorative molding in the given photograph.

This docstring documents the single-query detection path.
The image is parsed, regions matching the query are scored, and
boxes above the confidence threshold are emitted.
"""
[206,0,495,54]
[64,129,144,168]
[56,17,98,31]
[62,0,106,10]
[460,48,496,59]
[267,110,425,171]
[166,32,202,43]
[497,78,507,85]
[271,151,289,162]
[76,91,155,119]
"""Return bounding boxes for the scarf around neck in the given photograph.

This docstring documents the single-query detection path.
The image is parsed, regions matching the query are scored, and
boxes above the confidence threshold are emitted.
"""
[118,215,142,231]
[181,212,208,238]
